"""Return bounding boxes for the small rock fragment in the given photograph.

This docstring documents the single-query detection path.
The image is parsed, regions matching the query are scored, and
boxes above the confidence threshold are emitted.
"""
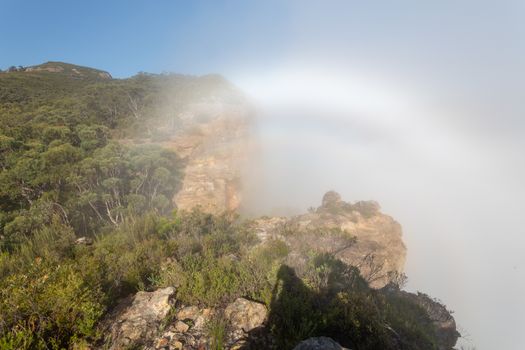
[174,320,190,333]
[176,305,200,321]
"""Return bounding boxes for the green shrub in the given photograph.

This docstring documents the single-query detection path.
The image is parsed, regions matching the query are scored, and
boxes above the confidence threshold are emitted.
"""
[382,292,440,350]
[174,253,243,306]
[79,213,169,299]
[0,326,39,350]
[207,314,228,350]
[0,261,104,349]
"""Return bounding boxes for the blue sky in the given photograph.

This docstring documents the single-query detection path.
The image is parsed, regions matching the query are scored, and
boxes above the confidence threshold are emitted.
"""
[1,0,524,88]
[0,0,292,77]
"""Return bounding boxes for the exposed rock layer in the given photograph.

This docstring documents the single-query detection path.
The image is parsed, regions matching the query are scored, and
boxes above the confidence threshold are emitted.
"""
[168,102,251,214]
[101,292,267,350]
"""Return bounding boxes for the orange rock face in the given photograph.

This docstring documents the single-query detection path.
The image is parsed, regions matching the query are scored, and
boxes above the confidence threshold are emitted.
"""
[168,102,252,214]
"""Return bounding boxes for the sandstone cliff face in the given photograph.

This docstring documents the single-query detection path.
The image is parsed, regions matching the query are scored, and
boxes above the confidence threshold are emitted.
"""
[167,101,252,214]
[250,191,406,288]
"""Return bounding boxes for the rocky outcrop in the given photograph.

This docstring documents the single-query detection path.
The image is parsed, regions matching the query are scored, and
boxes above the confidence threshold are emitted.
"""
[101,287,176,349]
[100,285,457,350]
[293,337,351,350]
[250,191,406,288]
[152,298,267,350]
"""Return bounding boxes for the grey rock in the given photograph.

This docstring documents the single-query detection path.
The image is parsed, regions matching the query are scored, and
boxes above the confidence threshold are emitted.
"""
[293,337,350,350]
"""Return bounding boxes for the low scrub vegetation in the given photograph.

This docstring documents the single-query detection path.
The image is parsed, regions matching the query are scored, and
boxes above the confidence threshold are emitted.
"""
[0,210,443,349]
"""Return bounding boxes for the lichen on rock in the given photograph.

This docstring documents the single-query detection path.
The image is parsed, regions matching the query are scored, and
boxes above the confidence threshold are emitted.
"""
[101,287,176,349]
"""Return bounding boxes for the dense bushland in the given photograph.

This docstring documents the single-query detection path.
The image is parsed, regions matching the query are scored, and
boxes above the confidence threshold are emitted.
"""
[0,63,240,245]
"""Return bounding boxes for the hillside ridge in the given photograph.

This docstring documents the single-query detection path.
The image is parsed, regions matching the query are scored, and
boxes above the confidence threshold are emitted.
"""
[1,61,112,79]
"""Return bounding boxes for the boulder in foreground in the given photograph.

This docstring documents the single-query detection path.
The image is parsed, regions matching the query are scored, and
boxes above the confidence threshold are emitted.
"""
[102,287,175,349]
